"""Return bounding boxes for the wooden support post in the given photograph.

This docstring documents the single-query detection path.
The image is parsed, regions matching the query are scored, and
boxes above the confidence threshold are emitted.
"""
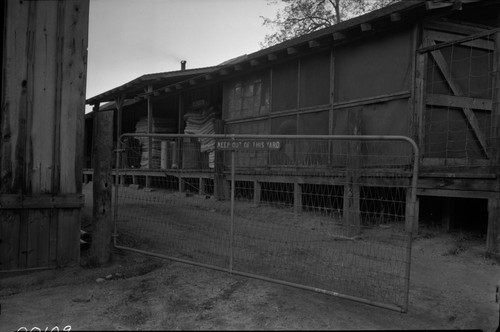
[294,183,302,214]
[214,120,227,200]
[146,175,151,188]
[199,177,204,195]
[146,85,153,169]
[487,195,500,255]
[442,197,453,232]
[90,104,113,265]
[253,181,261,205]
[343,110,362,237]
[487,31,500,255]
[406,189,419,233]
[179,176,185,192]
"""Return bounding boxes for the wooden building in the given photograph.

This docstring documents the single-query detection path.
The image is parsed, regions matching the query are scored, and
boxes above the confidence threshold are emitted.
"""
[1,0,90,271]
[85,0,500,253]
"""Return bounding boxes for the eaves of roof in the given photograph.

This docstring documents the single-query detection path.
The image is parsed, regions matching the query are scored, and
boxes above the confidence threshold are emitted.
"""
[86,65,222,105]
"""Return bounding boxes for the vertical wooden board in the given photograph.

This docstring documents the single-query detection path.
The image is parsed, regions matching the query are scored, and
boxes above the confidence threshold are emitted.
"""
[29,0,59,194]
[58,0,90,194]
[492,32,500,169]
[17,211,28,269]
[1,0,30,193]
[487,195,500,254]
[48,210,58,267]
[0,211,21,270]
[26,210,50,268]
[36,210,51,268]
[56,209,81,267]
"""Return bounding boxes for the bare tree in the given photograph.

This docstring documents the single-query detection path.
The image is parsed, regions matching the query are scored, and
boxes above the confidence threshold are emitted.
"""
[261,0,399,47]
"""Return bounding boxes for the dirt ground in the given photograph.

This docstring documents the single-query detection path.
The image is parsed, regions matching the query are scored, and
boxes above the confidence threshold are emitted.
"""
[1,185,500,331]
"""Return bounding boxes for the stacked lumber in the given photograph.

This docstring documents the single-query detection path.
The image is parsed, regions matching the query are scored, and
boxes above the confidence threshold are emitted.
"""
[135,117,177,168]
[183,108,218,168]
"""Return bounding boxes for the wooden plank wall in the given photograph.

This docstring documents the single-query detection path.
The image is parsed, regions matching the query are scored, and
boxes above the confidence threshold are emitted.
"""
[0,0,89,270]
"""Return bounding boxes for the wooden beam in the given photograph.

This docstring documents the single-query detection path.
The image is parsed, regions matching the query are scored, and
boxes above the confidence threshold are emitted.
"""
[189,79,196,85]
[426,29,495,51]
[234,64,243,71]
[287,47,298,55]
[219,69,229,76]
[253,181,261,205]
[146,85,153,169]
[308,40,320,48]
[360,23,372,32]
[0,194,84,209]
[267,53,278,61]
[343,110,362,236]
[429,42,490,159]
[175,83,183,89]
[492,32,500,169]
[294,183,302,214]
[90,103,113,265]
[417,188,496,199]
[333,91,411,110]
[205,74,213,80]
[427,94,492,111]
[487,195,500,255]
[164,87,173,93]
[250,59,260,66]
[415,50,428,159]
[424,19,491,37]
[114,95,125,169]
[390,13,401,22]
[425,2,447,9]
[333,32,346,41]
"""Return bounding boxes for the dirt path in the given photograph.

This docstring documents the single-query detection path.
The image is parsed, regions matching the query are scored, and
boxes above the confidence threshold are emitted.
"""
[1,183,499,330]
[1,230,499,331]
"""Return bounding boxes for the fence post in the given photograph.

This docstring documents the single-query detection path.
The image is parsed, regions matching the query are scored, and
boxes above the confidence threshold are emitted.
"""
[229,150,235,272]
[294,183,302,214]
[90,104,113,265]
[487,31,500,255]
[343,115,362,236]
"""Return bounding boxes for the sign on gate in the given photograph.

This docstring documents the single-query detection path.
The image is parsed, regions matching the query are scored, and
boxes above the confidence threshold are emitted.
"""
[216,139,283,151]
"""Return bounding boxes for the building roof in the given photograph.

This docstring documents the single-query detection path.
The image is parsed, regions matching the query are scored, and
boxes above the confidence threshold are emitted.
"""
[86,65,221,104]
[86,0,497,105]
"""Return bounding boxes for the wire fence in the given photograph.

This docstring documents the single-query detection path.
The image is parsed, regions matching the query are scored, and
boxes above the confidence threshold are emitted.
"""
[420,28,499,171]
[112,134,418,312]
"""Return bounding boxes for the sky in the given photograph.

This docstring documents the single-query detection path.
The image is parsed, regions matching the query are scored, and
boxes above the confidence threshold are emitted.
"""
[86,0,283,108]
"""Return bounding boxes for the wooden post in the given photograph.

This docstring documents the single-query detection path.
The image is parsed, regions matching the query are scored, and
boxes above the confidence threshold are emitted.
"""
[487,196,500,255]
[1,0,89,270]
[343,110,362,237]
[294,182,302,214]
[114,95,124,171]
[214,120,227,200]
[406,188,419,233]
[146,85,153,169]
[487,30,500,255]
[442,197,454,232]
[199,177,204,195]
[89,104,113,265]
[253,180,261,205]
[179,176,185,193]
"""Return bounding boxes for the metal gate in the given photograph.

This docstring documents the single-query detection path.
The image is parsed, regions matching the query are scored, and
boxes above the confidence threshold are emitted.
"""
[112,134,418,312]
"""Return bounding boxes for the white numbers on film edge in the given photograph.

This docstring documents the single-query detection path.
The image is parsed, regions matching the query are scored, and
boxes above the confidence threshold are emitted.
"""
[17,326,71,332]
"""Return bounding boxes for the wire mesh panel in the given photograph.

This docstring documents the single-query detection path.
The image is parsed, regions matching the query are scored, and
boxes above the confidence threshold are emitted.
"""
[420,28,499,170]
[113,134,418,312]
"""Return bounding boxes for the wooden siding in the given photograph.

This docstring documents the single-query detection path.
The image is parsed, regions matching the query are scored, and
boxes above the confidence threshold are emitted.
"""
[0,0,89,270]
